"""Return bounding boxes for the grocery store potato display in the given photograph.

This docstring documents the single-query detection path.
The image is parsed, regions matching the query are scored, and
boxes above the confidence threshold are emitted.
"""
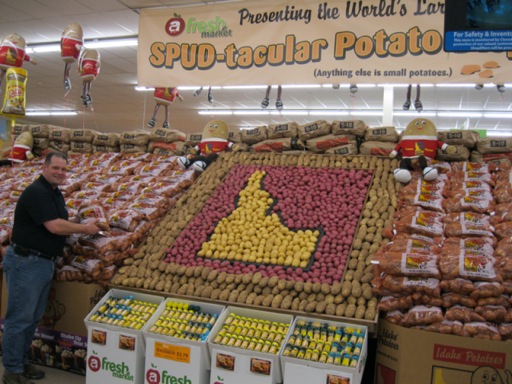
[111,152,399,326]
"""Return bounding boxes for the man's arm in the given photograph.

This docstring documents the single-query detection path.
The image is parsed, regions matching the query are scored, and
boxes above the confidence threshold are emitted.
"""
[44,218,100,236]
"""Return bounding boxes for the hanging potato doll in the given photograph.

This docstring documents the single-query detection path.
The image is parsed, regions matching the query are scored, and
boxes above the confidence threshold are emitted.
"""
[261,85,283,110]
[147,87,184,129]
[0,33,36,91]
[60,23,83,95]
[78,48,100,107]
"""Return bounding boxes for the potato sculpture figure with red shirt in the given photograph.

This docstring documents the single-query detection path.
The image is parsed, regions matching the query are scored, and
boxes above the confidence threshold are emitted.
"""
[389,118,455,183]
[78,48,100,107]
[0,33,36,91]
[60,23,83,94]
[147,87,183,129]
[178,120,240,172]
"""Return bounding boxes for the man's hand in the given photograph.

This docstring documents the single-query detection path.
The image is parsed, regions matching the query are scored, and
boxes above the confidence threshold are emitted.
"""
[83,221,101,236]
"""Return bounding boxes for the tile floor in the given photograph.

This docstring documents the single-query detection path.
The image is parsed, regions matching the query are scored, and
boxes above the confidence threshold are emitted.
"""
[0,361,85,383]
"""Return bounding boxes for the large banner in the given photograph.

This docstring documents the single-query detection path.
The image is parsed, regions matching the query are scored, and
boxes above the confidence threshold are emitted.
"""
[138,0,511,87]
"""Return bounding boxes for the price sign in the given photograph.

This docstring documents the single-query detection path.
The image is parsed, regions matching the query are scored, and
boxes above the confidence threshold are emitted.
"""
[154,342,191,363]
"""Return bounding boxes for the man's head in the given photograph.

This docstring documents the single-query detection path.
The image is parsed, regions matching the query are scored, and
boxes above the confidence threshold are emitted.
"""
[42,152,68,188]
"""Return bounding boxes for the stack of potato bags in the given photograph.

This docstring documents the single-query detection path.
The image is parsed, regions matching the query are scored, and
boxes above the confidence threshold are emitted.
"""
[373,161,512,340]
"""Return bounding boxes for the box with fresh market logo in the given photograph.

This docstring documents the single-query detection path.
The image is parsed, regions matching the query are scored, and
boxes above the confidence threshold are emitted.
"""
[207,306,294,384]
[84,289,163,384]
[375,319,512,384]
[280,316,368,384]
[142,298,226,384]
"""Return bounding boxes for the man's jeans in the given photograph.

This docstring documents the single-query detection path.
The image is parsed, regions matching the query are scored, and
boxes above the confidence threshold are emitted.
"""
[2,246,54,374]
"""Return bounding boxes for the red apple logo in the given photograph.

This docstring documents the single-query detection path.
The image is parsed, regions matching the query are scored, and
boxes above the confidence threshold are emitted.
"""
[88,352,101,373]
[165,13,185,37]
[146,364,161,384]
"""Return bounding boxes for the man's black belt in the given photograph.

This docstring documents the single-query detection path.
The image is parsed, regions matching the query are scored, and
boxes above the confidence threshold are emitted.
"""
[11,243,56,261]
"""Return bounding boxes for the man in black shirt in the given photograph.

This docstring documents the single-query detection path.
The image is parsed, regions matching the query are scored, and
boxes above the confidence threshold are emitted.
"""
[2,152,100,384]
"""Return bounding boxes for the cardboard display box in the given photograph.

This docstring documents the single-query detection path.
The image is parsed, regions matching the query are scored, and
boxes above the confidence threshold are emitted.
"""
[84,288,164,384]
[281,316,368,384]
[1,278,107,337]
[375,320,512,384]
[0,320,89,375]
[142,298,226,384]
[207,306,294,384]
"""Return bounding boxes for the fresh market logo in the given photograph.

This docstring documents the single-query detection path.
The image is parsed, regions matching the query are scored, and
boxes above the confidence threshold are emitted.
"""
[165,13,232,38]
[146,363,193,384]
[88,351,134,381]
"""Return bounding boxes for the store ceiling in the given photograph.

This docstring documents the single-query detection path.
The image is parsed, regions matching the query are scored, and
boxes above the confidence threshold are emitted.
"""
[1,0,511,136]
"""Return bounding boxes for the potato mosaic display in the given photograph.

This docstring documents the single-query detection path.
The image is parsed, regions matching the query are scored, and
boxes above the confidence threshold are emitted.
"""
[112,152,398,324]
[164,164,372,284]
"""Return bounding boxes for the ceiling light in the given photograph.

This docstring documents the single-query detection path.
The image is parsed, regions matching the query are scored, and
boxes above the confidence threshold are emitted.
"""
[222,85,268,90]
[233,110,270,115]
[486,131,512,137]
[197,110,232,115]
[437,112,483,118]
[270,110,309,115]
[85,37,138,49]
[483,112,512,118]
[350,111,382,116]
[281,84,322,89]
[26,36,138,54]
[393,111,436,117]
[436,83,478,88]
[135,86,154,92]
[26,110,77,116]
[309,111,350,116]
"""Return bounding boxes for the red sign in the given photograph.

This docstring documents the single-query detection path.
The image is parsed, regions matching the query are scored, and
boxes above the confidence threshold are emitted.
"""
[433,344,506,369]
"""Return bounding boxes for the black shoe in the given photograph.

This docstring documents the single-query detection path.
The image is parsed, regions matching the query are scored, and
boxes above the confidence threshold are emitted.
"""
[24,364,45,380]
[162,122,170,129]
[261,97,270,108]
[64,79,71,93]
[147,118,156,128]
[2,372,34,383]
[275,99,283,110]
[414,100,423,112]
[403,99,411,110]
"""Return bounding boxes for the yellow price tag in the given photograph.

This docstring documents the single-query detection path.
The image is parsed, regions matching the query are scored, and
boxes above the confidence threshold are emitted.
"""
[154,342,191,363]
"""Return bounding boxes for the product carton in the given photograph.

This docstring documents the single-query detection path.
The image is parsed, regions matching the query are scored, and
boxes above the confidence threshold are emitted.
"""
[142,298,226,384]
[375,320,512,384]
[84,289,163,384]
[281,316,368,384]
[1,279,107,336]
[207,306,293,384]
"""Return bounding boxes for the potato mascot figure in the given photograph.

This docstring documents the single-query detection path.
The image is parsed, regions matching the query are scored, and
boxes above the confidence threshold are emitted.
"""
[389,118,455,183]
[0,131,34,166]
[78,48,100,107]
[147,87,183,129]
[61,23,83,94]
[178,120,239,172]
[0,33,36,90]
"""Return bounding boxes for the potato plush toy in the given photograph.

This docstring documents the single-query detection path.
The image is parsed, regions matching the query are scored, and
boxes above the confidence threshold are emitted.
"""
[0,130,34,166]
[389,118,455,183]
[178,120,240,172]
